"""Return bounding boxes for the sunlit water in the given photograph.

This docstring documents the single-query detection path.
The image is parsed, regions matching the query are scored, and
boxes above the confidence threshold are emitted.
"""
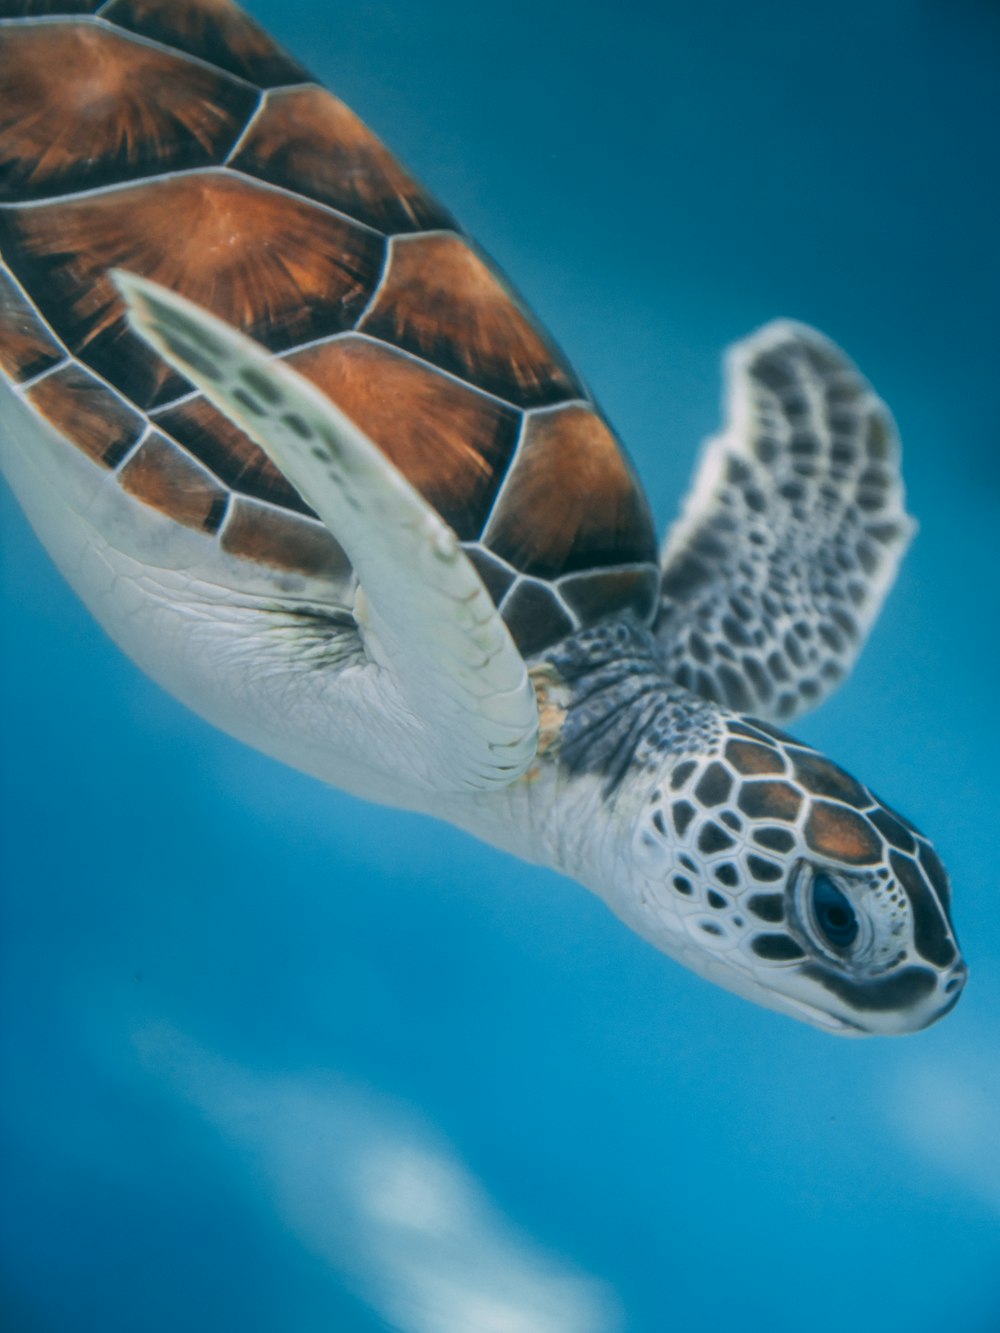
[1,2,998,1330]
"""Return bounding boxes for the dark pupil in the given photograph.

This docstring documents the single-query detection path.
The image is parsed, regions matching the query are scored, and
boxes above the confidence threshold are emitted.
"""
[812,873,859,949]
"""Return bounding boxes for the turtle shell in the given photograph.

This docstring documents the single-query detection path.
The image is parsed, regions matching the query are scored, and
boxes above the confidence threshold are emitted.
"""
[0,0,659,655]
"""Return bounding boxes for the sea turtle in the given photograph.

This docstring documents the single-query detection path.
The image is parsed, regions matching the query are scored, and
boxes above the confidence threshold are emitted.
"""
[0,0,965,1035]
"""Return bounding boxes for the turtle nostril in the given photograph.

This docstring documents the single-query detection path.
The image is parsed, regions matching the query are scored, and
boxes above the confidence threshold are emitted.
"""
[943,961,968,995]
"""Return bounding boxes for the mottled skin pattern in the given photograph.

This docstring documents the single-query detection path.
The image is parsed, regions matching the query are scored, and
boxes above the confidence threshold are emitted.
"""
[0,0,967,1034]
[656,325,913,722]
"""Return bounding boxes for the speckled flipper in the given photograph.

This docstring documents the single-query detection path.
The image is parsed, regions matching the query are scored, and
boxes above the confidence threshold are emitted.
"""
[114,271,539,792]
[656,321,914,723]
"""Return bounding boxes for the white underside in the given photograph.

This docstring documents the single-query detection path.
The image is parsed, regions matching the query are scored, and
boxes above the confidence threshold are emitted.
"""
[1,380,461,813]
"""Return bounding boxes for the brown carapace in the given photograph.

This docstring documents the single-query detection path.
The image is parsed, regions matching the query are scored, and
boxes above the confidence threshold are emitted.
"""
[0,0,659,655]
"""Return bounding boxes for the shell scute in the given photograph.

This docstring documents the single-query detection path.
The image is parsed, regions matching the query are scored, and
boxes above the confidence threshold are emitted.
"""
[220,496,350,579]
[0,171,386,408]
[558,566,659,628]
[0,267,64,383]
[119,429,229,532]
[359,232,584,409]
[99,0,310,88]
[230,85,455,236]
[501,580,576,658]
[27,362,144,467]
[0,21,258,203]
[483,404,657,579]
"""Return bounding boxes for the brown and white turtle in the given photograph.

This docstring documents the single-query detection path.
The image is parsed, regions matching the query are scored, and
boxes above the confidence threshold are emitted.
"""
[0,0,965,1033]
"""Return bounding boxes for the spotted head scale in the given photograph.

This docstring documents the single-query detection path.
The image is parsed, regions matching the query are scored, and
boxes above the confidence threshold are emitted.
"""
[630,706,965,1035]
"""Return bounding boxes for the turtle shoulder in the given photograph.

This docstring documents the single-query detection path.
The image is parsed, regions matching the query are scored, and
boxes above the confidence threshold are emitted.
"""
[0,0,659,655]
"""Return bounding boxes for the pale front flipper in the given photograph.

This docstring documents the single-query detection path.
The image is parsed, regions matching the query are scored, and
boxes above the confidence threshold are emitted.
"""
[115,272,538,792]
[656,322,914,723]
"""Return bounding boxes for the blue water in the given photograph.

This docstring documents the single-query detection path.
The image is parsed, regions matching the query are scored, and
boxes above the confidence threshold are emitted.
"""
[2,2,999,1329]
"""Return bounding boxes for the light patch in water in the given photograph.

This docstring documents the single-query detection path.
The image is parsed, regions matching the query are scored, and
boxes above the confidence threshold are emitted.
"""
[135,1024,621,1333]
[888,1041,1000,1215]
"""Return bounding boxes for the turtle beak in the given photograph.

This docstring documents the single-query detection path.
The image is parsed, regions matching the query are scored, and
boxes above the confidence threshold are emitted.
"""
[798,1005,866,1037]
[858,959,968,1036]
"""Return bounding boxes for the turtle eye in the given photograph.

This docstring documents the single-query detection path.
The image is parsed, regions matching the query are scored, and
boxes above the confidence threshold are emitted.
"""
[811,872,859,950]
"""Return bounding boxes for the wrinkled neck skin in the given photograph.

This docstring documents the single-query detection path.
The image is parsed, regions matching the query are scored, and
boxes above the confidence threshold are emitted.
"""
[451,619,965,1037]
[454,620,721,924]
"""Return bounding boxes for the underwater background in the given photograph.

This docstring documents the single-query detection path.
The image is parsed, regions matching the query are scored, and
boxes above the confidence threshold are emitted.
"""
[1,1,999,1329]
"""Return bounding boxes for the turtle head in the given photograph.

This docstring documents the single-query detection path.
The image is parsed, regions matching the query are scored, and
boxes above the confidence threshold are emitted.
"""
[634,717,966,1035]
